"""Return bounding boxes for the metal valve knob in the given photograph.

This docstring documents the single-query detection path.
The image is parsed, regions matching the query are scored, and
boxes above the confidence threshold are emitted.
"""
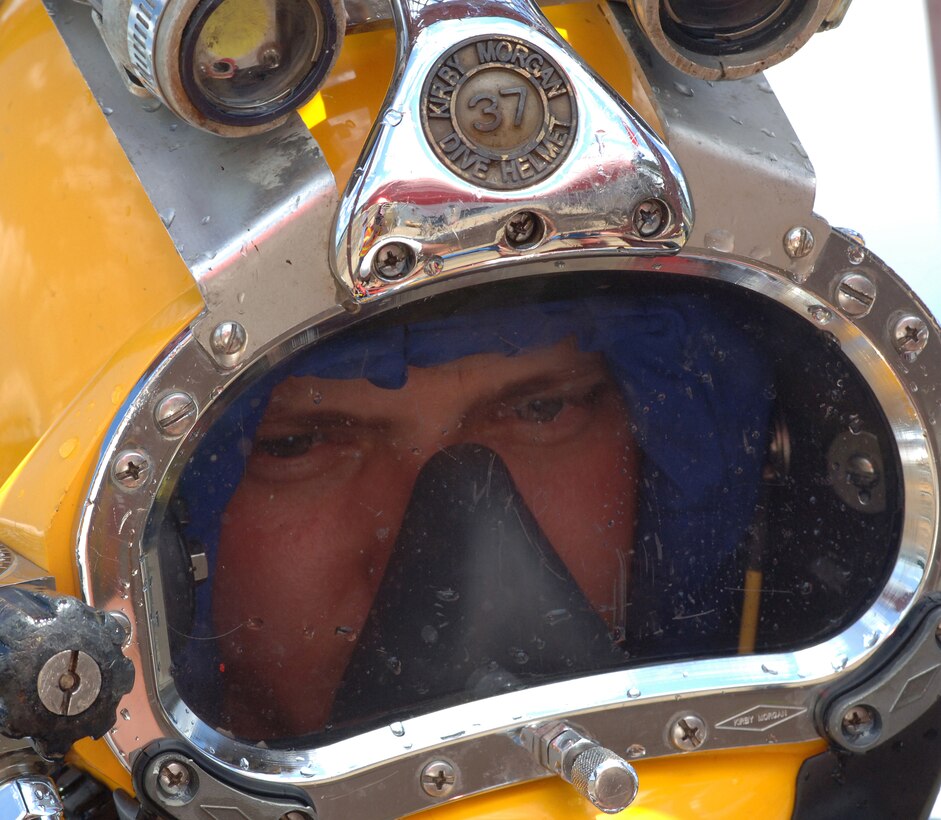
[521,721,639,814]
[0,587,134,757]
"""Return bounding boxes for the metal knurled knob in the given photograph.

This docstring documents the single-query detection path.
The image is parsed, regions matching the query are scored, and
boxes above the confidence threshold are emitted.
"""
[569,746,639,814]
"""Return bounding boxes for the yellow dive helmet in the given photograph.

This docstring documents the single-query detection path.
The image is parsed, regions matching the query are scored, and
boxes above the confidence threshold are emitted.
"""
[1,0,940,818]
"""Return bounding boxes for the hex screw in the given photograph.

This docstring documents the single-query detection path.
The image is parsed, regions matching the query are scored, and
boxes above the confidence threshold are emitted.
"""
[783,226,815,259]
[840,704,879,744]
[112,450,150,489]
[632,199,669,238]
[420,760,456,798]
[210,321,247,364]
[505,211,543,247]
[372,242,414,280]
[157,759,195,802]
[154,392,197,438]
[892,315,929,361]
[837,273,876,319]
[669,715,707,751]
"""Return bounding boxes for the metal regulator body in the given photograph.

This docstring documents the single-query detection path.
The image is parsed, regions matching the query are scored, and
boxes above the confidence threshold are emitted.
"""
[1,0,940,817]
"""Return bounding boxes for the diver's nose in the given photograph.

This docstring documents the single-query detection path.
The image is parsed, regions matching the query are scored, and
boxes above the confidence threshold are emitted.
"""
[330,444,624,724]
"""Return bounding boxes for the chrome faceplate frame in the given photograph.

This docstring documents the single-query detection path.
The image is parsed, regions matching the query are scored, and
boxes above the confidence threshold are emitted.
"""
[53,0,941,815]
[77,236,940,819]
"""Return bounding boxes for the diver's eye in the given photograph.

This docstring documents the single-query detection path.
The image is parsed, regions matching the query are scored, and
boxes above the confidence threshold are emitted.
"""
[255,434,320,457]
[515,397,565,423]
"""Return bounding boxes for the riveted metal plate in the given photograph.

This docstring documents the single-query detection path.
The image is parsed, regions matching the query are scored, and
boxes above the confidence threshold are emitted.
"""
[421,36,575,189]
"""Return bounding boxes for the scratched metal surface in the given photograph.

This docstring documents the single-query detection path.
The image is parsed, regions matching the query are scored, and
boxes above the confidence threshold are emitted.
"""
[770,4,941,814]
[767,1,941,316]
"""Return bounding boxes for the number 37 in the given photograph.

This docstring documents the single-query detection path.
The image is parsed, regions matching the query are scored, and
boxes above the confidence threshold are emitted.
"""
[467,86,528,133]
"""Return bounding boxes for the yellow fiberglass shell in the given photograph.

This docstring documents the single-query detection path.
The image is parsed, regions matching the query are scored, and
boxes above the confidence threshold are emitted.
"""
[0,0,825,811]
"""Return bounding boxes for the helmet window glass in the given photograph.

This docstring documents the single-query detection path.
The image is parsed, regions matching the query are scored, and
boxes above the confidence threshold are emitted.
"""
[151,274,903,744]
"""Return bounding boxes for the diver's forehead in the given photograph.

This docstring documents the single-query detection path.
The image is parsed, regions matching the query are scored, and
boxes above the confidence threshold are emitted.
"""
[261,336,608,419]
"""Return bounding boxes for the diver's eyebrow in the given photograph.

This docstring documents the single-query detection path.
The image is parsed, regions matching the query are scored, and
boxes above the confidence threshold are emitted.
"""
[255,409,391,433]
[485,362,610,405]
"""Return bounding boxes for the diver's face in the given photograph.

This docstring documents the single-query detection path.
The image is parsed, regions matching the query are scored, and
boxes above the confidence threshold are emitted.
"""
[214,338,638,736]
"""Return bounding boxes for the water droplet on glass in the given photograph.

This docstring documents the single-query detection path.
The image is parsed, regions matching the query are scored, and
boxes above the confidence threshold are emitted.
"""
[757,81,773,94]
[246,617,264,630]
[435,588,459,603]
[335,625,358,641]
[831,654,848,672]
[300,765,315,776]
[239,758,250,770]
[382,109,403,126]
[159,208,176,228]
[141,98,162,112]
[626,687,641,699]
[799,581,813,596]
[120,708,131,721]
[544,608,572,626]
[673,81,694,97]
[761,128,775,138]
[421,625,438,644]
[809,305,832,324]
[761,663,779,675]
[201,215,211,225]
[389,721,405,737]
[58,437,78,459]
[512,648,529,665]
[386,656,402,675]
[729,115,744,125]
[625,744,646,758]
[101,105,114,116]
[863,630,881,648]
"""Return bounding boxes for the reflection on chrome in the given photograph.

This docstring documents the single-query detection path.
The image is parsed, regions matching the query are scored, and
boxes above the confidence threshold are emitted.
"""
[78,243,938,818]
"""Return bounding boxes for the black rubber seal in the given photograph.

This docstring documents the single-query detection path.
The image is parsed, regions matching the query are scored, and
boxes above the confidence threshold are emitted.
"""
[659,0,806,58]
[179,0,338,128]
[793,595,941,820]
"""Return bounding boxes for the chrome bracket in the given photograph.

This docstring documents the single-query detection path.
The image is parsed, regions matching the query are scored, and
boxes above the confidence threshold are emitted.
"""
[44,0,341,369]
[137,749,314,819]
[824,604,941,753]
[0,774,64,820]
[0,545,54,592]
[332,0,692,301]
[607,3,830,283]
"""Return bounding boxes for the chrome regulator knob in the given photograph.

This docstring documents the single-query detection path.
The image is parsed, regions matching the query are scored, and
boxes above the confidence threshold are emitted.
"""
[569,744,639,813]
[521,721,639,814]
